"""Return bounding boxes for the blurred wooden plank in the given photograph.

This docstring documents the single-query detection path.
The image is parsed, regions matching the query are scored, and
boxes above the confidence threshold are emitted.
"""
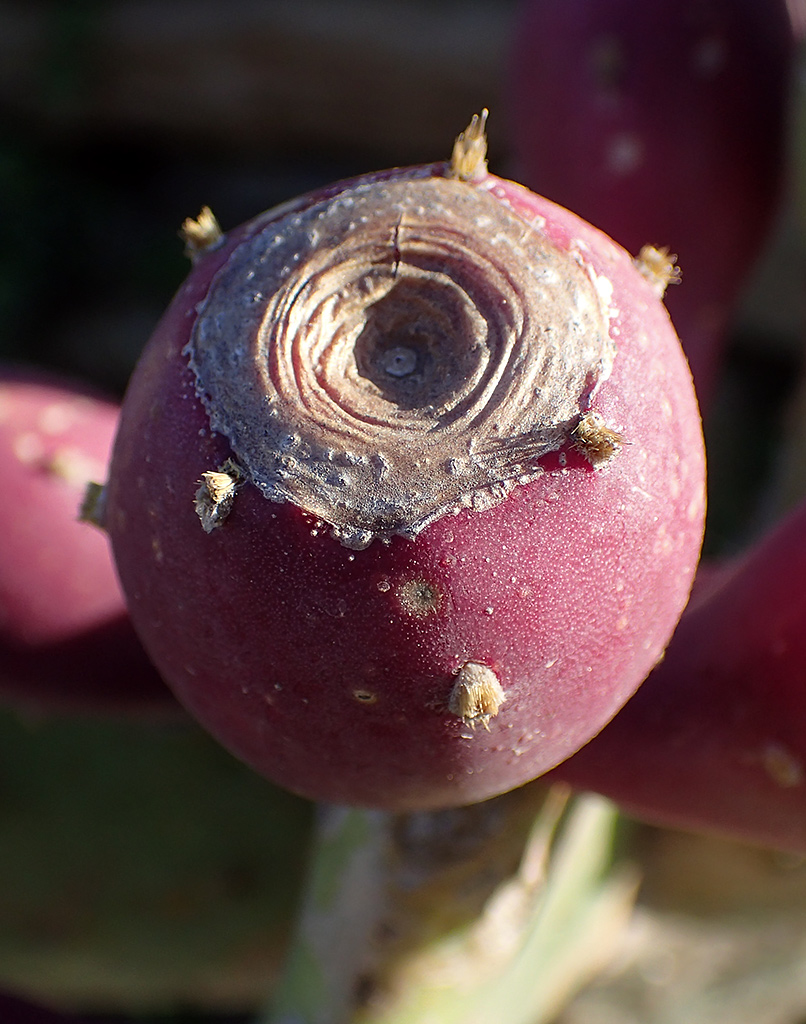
[0,0,515,161]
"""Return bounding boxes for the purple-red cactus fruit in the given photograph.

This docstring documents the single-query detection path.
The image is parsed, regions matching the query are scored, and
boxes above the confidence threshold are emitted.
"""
[507,0,794,408]
[105,123,705,809]
[0,370,171,713]
[553,497,806,854]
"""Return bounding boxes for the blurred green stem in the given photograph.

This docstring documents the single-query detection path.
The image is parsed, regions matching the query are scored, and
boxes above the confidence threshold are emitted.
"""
[260,784,636,1024]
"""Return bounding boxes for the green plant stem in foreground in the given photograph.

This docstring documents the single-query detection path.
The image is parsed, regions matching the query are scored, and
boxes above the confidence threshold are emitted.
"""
[262,784,637,1024]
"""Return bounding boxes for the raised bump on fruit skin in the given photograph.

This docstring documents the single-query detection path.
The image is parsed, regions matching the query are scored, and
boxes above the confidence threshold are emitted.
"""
[45,447,107,488]
[194,459,243,532]
[634,245,681,299]
[606,132,645,176]
[353,689,378,705]
[12,432,45,465]
[79,480,108,529]
[37,400,85,436]
[396,578,442,617]
[571,410,626,468]
[760,743,804,789]
[448,109,489,183]
[449,662,506,730]
[11,424,106,485]
[180,206,224,261]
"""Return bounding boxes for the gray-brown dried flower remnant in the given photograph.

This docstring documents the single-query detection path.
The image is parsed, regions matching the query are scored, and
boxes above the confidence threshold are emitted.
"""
[572,411,625,468]
[195,460,243,532]
[634,245,681,298]
[186,159,616,549]
[449,662,506,730]
[181,206,224,261]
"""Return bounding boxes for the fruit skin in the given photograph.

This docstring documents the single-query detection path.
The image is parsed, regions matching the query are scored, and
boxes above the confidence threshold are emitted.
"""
[507,0,794,409]
[106,163,705,810]
[552,499,806,854]
[0,369,172,714]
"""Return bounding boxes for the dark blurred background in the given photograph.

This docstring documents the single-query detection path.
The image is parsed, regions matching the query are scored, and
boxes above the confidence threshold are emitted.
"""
[0,0,517,396]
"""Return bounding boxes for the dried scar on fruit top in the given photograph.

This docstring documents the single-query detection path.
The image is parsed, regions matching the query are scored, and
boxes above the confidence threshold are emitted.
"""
[187,113,622,548]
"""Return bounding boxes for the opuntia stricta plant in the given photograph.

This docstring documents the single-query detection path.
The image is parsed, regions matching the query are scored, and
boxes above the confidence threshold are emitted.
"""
[101,112,705,811]
[3,0,802,1016]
